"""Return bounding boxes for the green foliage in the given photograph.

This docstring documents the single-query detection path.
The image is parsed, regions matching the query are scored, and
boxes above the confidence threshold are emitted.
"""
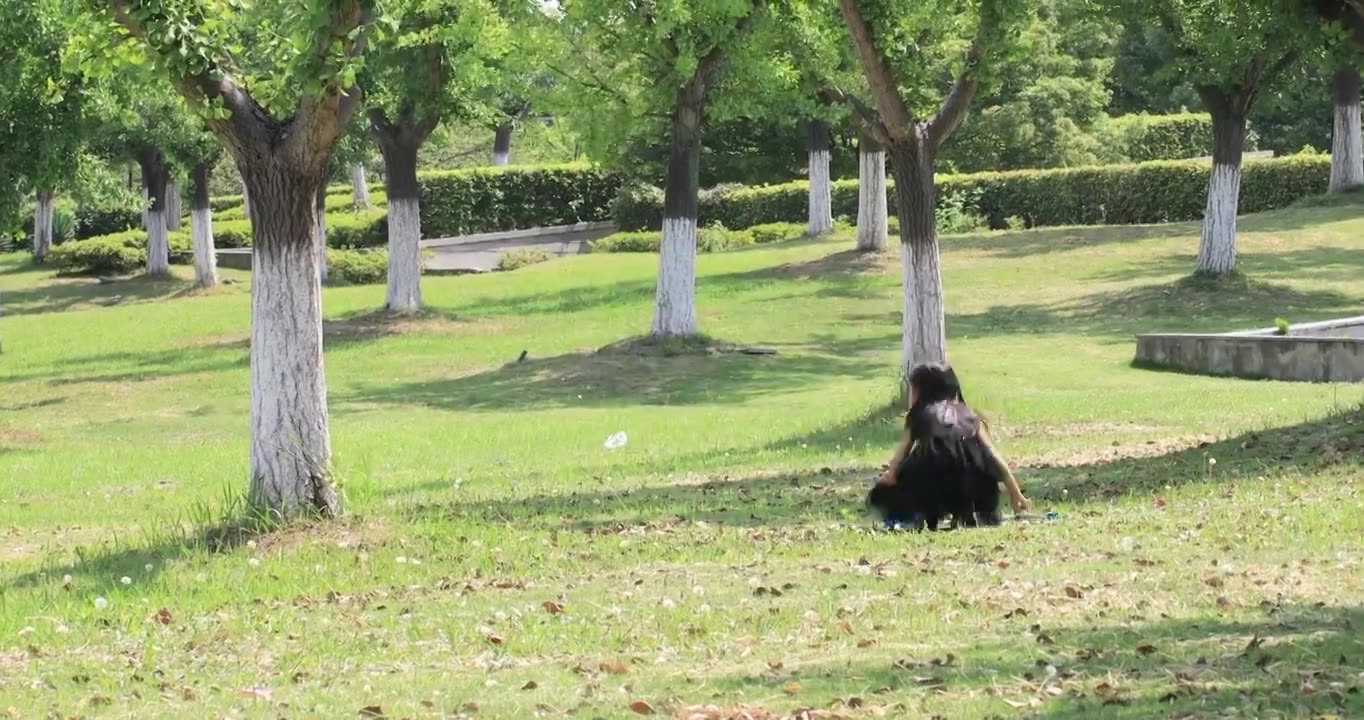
[326,249,388,285]
[612,154,1331,232]
[49,235,144,275]
[496,248,553,271]
[1274,317,1291,335]
[747,222,807,244]
[590,224,755,254]
[327,210,390,249]
[74,205,141,239]
[1102,113,1216,163]
[419,164,619,237]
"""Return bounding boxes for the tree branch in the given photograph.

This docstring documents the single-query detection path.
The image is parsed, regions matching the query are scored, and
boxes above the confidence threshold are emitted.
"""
[925,39,985,148]
[821,83,891,147]
[837,0,914,143]
[693,0,766,94]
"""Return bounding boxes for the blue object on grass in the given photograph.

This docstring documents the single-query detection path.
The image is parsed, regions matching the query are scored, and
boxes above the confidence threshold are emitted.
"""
[1045,511,1060,521]
[881,512,923,531]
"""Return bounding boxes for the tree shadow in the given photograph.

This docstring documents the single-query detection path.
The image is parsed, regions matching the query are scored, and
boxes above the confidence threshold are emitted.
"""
[948,275,1360,340]
[384,404,1361,536]
[943,222,1196,260]
[1,274,206,317]
[339,344,886,413]
[696,604,1364,719]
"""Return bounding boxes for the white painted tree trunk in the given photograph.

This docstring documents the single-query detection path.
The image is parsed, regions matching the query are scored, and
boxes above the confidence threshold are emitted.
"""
[350,164,372,209]
[165,182,182,231]
[385,197,423,313]
[808,148,834,236]
[492,123,513,167]
[32,190,54,260]
[140,186,150,230]
[899,238,947,371]
[856,147,888,251]
[1195,163,1242,275]
[316,207,329,285]
[249,231,333,515]
[146,210,170,275]
[1331,67,1363,192]
[651,217,698,336]
[190,208,218,288]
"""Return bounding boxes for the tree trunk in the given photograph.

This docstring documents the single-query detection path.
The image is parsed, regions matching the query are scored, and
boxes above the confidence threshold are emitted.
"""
[190,163,218,288]
[32,189,54,261]
[1195,88,1248,276]
[140,185,150,230]
[1331,66,1363,192]
[241,166,336,517]
[139,149,171,276]
[350,163,372,209]
[315,182,329,285]
[165,182,182,231]
[651,103,702,338]
[377,137,423,313]
[807,120,834,236]
[886,132,947,375]
[855,134,888,252]
[492,123,513,167]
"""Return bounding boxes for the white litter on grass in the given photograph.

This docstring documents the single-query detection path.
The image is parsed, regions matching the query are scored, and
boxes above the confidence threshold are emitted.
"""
[604,432,628,450]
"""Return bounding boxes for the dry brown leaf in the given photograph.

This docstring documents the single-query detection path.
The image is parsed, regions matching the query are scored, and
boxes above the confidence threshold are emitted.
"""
[522,681,539,690]
[1064,585,1084,599]
[238,687,272,702]
[359,706,386,719]
[154,608,173,626]
[542,600,565,615]
[784,682,803,695]
[486,634,506,646]
[1136,644,1158,656]
[600,661,629,675]
[629,700,656,715]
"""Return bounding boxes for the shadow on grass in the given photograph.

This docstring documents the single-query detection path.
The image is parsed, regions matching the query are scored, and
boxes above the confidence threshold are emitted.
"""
[2,273,211,317]
[942,222,1196,260]
[340,344,887,412]
[696,604,1364,719]
[388,404,1363,533]
[949,273,1360,340]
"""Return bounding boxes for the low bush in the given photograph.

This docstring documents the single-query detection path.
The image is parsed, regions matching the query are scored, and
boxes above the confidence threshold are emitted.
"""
[747,222,807,245]
[496,248,553,271]
[590,224,755,254]
[1102,113,1221,163]
[420,164,620,238]
[49,229,194,275]
[327,248,387,285]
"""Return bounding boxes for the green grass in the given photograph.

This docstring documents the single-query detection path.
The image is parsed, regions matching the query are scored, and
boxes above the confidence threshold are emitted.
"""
[2,202,1363,719]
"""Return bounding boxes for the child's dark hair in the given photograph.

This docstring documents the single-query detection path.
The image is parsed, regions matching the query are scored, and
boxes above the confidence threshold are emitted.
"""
[905,362,989,433]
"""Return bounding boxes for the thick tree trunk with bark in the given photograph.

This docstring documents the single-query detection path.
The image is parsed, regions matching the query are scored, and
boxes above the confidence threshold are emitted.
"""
[377,137,423,313]
[1195,88,1249,276]
[652,101,703,338]
[315,182,329,285]
[32,190,54,261]
[1331,66,1363,192]
[807,120,834,236]
[886,133,946,371]
[138,148,171,276]
[165,181,182,231]
[350,163,371,209]
[239,165,336,516]
[492,122,513,166]
[190,163,218,288]
[855,134,888,252]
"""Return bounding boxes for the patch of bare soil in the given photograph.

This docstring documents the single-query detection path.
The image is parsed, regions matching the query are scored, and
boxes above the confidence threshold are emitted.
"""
[597,335,777,358]
[323,310,496,342]
[677,706,850,720]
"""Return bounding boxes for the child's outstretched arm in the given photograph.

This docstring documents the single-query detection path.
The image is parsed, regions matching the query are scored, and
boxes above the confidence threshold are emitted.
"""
[981,427,1028,513]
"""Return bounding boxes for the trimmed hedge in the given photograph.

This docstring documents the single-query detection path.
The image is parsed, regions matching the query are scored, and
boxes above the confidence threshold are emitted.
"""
[1105,113,1216,164]
[50,230,193,274]
[419,164,619,238]
[590,221,806,254]
[327,248,387,284]
[612,154,1331,232]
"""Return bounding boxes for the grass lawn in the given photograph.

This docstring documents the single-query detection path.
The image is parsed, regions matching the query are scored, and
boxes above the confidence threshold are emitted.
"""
[1,203,1363,719]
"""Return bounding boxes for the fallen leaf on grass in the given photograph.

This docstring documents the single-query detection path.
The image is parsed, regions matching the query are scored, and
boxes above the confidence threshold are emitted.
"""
[1064,585,1084,599]
[238,688,272,701]
[600,661,629,675]
[359,706,385,718]
[154,608,173,626]
[1136,644,1158,656]
[486,634,505,646]
[629,700,656,715]
[542,600,565,615]
[522,681,539,690]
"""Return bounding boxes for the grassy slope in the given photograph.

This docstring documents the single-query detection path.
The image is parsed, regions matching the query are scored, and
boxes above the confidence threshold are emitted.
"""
[1,204,1362,718]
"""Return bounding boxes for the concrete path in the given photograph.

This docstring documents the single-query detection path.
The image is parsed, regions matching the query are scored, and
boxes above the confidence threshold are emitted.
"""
[214,221,618,274]
[420,222,616,274]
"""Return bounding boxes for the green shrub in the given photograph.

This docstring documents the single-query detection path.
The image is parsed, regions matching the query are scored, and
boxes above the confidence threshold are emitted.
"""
[326,210,388,249]
[496,248,553,271]
[1102,113,1219,163]
[327,248,388,285]
[50,233,145,274]
[610,183,665,233]
[74,206,141,239]
[747,222,807,244]
[591,224,754,254]
[419,164,620,238]
[609,154,1331,234]
[213,220,253,248]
